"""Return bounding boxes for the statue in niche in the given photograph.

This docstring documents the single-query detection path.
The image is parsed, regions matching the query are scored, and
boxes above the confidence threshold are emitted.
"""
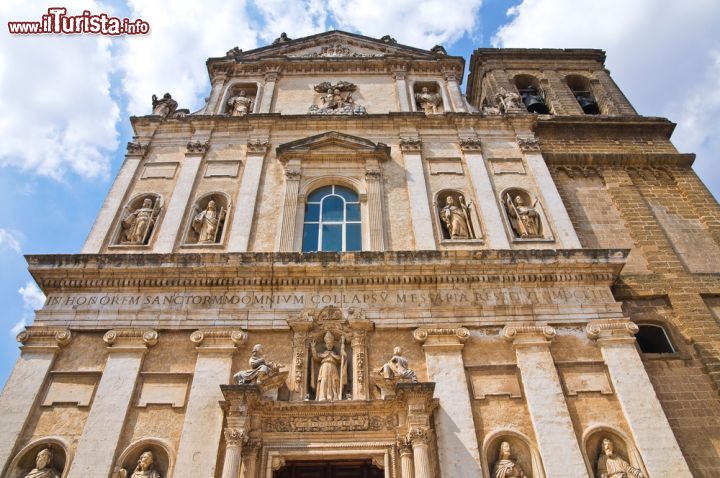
[119,450,161,478]
[415,86,442,114]
[22,448,60,478]
[493,441,527,478]
[440,195,474,239]
[494,87,523,114]
[191,200,226,244]
[597,438,644,478]
[234,344,284,385]
[227,89,253,116]
[121,198,161,245]
[378,346,417,382]
[309,81,366,115]
[504,192,542,239]
[310,330,347,401]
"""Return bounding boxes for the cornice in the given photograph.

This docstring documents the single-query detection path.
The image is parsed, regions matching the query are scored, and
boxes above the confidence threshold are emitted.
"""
[26,249,628,293]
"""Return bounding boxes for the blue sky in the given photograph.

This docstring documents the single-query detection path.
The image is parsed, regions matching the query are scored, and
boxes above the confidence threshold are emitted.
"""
[1,0,719,388]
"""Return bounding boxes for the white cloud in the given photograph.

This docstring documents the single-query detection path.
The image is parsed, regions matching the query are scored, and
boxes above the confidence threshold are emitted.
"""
[11,281,45,335]
[493,0,720,199]
[251,0,328,44]
[0,228,22,253]
[0,1,119,180]
[119,0,260,116]
[327,0,483,48]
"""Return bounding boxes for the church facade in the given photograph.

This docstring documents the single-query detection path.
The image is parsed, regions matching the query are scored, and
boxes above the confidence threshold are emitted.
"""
[1,30,719,478]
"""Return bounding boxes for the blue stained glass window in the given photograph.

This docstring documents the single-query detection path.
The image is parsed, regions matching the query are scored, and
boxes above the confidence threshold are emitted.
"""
[302,185,361,252]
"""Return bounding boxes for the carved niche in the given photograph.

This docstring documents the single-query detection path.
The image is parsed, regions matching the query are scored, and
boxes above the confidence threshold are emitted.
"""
[435,190,479,241]
[287,306,373,401]
[114,193,163,246]
[413,82,444,114]
[183,192,230,246]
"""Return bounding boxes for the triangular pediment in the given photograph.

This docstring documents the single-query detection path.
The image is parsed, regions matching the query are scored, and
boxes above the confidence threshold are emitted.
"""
[237,30,443,61]
[276,131,391,161]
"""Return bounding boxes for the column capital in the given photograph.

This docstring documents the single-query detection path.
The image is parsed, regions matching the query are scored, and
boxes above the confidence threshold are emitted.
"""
[186,140,210,155]
[397,437,413,455]
[407,426,432,446]
[246,139,270,155]
[459,137,483,152]
[399,138,422,153]
[502,324,556,347]
[103,329,157,352]
[517,136,541,153]
[190,329,247,352]
[125,141,148,158]
[223,427,249,448]
[413,327,469,351]
[586,320,639,345]
[17,327,71,353]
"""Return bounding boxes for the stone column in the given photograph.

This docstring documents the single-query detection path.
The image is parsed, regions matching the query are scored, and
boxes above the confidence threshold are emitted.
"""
[350,318,373,400]
[502,324,587,478]
[401,139,436,250]
[82,143,146,253]
[205,72,228,114]
[444,71,466,113]
[397,439,414,478]
[0,328,71,471]
[258,70,279,113]
[413,328,483,477]
[408,428,433,478]
[67,329,157,478]
[155,139,209,252]
[587,321,693,477]
[174,329,247,478]
[240,440,261,478]
[460,138,511,249]
[227,140,270,252]
[519,137,582,249]
[365,170,385,251]
[394,69,411,112]
[277,165,302,252]
[220,428,246,478]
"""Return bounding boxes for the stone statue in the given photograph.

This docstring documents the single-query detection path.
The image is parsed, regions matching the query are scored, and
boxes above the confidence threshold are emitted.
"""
[378,346,417,382]
[191,200,224,244]
[310,331,347,401]
[273,32,291,44]
[309,81,366,115]
[494,87,523,113]
[415,86,442,114]
[504,193,542,238]
[119,450,161,478]
[492,441,527,478]
[227,89,253,116]
[597,438,644,478]
[234,344,283,384]
[151,93,177,117]
[22,448,60,478]
[440,195,473,239]
[121,198,159,244]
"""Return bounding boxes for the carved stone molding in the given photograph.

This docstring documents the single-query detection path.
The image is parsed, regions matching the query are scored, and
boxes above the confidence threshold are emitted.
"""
[459,137,483,152]
[186,141,209,154]
[397,437,413,455]
[399,138,422,153]
[103,329,158,349]
[407,427,432,446]
[190,329,247,351]
[16,327,72,351]
[247,140,270,154]
[586,320,639,344]
[502,324,556,347]
[365,170,381,181]
[126,141,148,157]
[517,137,541,153]
[413,327,470,344]
[554,165,601,179]
[284,168,301,181]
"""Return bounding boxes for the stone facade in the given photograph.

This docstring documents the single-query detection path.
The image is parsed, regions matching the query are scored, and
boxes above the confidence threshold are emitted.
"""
[1,30,717,477]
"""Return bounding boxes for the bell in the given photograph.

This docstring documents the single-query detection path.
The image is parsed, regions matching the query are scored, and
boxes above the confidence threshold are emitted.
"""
[576,95,600,114]
[522,93,550,114]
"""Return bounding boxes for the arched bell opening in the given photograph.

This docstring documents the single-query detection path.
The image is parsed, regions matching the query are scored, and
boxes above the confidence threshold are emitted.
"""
[514,75,550,114]
[567,75,600,114]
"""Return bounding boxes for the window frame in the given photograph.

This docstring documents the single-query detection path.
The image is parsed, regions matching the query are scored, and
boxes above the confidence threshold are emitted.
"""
[302,185,362,252]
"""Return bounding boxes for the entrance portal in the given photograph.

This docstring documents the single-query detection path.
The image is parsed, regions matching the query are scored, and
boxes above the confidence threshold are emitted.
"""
[273,460,384,478]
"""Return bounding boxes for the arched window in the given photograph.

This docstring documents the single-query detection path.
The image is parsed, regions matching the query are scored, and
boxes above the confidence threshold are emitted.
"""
[636,324,675,354]
[302,185,361,252]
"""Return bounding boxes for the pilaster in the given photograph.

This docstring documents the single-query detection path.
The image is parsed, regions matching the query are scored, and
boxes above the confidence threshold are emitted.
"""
[174,329,247,478]
[587,320,693,477]
[401,139,436,250]
[277,164,301,252]
[393,68,411,112]
[0,328,71,474]
[365,170,385,251]
[206,70,228,114]
[502,324,587,477]
[227,139,270,252]
[413,327,483,477]
[67,329,157,478]
[443,71,466,113]
[258,69,279,113]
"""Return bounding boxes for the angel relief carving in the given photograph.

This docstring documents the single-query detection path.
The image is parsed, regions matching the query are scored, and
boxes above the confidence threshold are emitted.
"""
[308,81,367,115]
